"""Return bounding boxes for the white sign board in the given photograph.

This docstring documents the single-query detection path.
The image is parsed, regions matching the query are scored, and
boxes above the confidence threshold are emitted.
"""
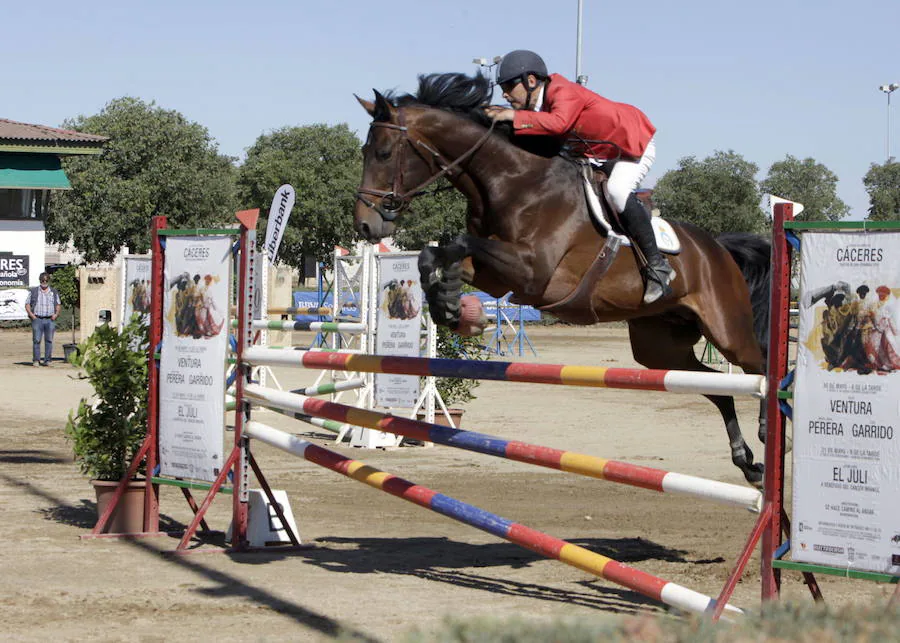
[159,236,230,482]
[792,231,900,575]
[374,255,422,408]
[122,257,152,325]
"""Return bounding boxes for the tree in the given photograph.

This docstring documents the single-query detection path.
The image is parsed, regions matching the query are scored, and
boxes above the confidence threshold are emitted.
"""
[392,180,468,250]
[49,97,238,263]
[863,161,900,221]
[237,124,361,272]
[760,155,849,221]
[652,150,766,235]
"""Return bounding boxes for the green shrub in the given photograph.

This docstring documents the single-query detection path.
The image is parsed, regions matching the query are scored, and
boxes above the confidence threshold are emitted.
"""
[434,324,488,406]
[65,316,149,481]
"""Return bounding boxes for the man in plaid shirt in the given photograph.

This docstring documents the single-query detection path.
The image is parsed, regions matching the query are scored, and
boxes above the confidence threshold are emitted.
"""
[25,272,61,366]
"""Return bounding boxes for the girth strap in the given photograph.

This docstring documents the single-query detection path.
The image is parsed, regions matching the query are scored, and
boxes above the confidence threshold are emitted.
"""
[537,234,623,324]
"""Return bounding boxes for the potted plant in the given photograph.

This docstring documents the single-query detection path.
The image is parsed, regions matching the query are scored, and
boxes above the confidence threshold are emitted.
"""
[65,315,150,532]
[52,264,80,362]
[419,320,490,428]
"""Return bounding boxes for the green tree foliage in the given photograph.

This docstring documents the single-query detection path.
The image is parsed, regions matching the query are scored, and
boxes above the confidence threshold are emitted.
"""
[393,180,469,250]
[863,161,900,221]
[760,155,849,221]
[652,150,766,235]
[237,124,361,271]
[49,97,238,263]
[51,264,79,313]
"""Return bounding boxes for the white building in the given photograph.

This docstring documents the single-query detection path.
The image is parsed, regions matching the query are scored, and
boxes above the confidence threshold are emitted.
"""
[0,118,106,319]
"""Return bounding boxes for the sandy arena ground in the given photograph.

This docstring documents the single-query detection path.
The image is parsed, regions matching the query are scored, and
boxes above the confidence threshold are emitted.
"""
[1,324,893,641]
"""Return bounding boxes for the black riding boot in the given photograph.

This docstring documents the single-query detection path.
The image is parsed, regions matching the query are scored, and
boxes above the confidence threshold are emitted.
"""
[618,194,676,304]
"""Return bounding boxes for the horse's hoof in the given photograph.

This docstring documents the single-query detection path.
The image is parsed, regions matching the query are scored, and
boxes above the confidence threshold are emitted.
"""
[745,463,764,489]
[454,295,487,337]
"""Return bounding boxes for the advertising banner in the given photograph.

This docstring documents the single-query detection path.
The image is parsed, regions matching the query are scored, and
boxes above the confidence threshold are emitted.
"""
[122,257,152,325]
[263,184,295,264]
[374,255,421,408]
[0,252,30,320]
[159,236,231,482]
[792,231,900,575]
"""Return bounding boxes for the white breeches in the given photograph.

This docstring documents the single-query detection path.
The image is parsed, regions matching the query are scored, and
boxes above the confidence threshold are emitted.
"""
[592,136,656,213]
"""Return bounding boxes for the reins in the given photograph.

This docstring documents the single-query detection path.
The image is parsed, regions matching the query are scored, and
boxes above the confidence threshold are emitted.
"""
[357,110,497,222]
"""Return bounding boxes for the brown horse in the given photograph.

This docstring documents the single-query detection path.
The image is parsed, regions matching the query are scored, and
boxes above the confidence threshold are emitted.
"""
[354,73,770,486]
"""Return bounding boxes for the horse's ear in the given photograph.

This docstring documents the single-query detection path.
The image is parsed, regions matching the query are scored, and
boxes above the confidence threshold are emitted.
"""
[355,94,375,116]
[372,90,393,122]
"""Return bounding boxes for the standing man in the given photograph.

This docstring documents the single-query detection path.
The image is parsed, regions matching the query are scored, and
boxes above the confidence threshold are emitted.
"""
[25,272,61,366]
[484,49,674,304]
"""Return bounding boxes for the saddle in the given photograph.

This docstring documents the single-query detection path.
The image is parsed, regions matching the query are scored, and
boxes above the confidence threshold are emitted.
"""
[582,163,680,254]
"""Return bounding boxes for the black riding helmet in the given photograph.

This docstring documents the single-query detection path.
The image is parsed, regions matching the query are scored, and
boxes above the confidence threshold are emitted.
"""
[496,50,548,110]
[496,50,548,85]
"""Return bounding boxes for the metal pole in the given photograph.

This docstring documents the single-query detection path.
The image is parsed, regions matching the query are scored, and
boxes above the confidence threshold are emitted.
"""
[576,0,586,85]
[880,83,899,162]
[888,91,893,162]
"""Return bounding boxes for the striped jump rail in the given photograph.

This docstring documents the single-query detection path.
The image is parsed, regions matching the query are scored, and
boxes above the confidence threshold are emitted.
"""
[234,320,367,333]
[289,378,366,397]
[245,420,744,618]
[230,306,333,316]
[227,395,350,436]
[243,384,762,512]
[244,347,767,398]
[228,377,364,400]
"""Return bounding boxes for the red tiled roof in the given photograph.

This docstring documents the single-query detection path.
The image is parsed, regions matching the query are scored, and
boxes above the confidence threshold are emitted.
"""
[0,118,107,145]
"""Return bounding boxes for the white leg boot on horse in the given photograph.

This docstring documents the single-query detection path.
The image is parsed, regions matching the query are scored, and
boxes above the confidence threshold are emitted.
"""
[619,193,676,304]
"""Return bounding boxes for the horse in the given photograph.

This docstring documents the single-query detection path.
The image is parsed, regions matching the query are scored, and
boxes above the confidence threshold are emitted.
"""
[353,72,770,487]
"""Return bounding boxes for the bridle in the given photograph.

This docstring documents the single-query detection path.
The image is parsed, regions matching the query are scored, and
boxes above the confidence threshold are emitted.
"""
[356,108,496,222]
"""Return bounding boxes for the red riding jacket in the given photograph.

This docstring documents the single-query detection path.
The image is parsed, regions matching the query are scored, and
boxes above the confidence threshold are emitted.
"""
[512,73,656,160]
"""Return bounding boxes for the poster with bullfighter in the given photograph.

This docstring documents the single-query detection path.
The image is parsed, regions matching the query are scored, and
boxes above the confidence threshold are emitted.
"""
[158,236,230,482]
[792,230,900,576]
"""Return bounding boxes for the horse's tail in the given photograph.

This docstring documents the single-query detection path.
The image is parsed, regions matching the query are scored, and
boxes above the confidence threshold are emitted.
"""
[716,232,771,359]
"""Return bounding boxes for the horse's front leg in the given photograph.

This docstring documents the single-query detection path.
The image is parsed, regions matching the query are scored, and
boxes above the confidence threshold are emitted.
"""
[419,243,466,328]
[418,234,537,329]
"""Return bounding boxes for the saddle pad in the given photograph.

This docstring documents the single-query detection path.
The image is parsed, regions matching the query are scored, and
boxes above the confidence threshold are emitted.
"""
[622,218,681,255]
[582,173,681,255]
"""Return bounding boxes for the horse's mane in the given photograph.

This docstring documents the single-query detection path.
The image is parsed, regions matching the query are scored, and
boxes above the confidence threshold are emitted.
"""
[381,72,494,128]
[378,72,561,158]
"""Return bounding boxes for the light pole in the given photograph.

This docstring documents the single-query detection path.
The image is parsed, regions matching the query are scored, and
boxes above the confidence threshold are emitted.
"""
[575,0,587,85]
[473,56,502,88]
[879,83,899,162]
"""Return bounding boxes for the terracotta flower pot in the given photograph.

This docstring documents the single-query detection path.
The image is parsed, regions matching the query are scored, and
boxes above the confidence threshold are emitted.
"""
[415,408,465,428]
[91,479,149,534]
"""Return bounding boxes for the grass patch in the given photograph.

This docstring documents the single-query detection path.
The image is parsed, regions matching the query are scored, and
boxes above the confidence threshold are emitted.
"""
[395,601,900,643]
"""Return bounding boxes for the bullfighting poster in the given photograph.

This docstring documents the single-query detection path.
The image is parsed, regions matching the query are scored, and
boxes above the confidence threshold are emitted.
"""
[122,256,151,325]
[374,255,421,408]
[159,236,230,482]
[792,230,900,575]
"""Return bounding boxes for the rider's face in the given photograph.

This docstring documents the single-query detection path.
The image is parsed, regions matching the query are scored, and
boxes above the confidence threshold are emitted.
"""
[500,75,539,110]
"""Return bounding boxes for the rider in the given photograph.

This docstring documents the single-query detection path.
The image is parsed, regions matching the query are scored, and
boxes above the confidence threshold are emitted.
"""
[484,49,675,304]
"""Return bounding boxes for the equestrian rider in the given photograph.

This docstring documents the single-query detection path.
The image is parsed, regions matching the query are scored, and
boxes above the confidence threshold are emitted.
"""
[484,49,675,304]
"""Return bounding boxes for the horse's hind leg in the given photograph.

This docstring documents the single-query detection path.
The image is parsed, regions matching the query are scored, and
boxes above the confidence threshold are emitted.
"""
[694,304,769,446]
[627,317,764,487]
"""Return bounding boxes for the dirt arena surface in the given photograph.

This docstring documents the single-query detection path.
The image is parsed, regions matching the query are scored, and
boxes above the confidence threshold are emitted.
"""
[1,324,893,641]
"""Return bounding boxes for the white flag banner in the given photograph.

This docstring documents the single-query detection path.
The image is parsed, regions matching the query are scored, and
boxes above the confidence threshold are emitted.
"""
[264,184,295,264]
[159,236,231,482]
[792,231,900,575]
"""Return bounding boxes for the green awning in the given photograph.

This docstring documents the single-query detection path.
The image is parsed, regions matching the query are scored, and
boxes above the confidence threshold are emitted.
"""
[0,153,71,189]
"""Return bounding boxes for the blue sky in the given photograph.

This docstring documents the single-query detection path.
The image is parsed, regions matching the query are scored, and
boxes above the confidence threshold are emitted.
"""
[5,0,899,217]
